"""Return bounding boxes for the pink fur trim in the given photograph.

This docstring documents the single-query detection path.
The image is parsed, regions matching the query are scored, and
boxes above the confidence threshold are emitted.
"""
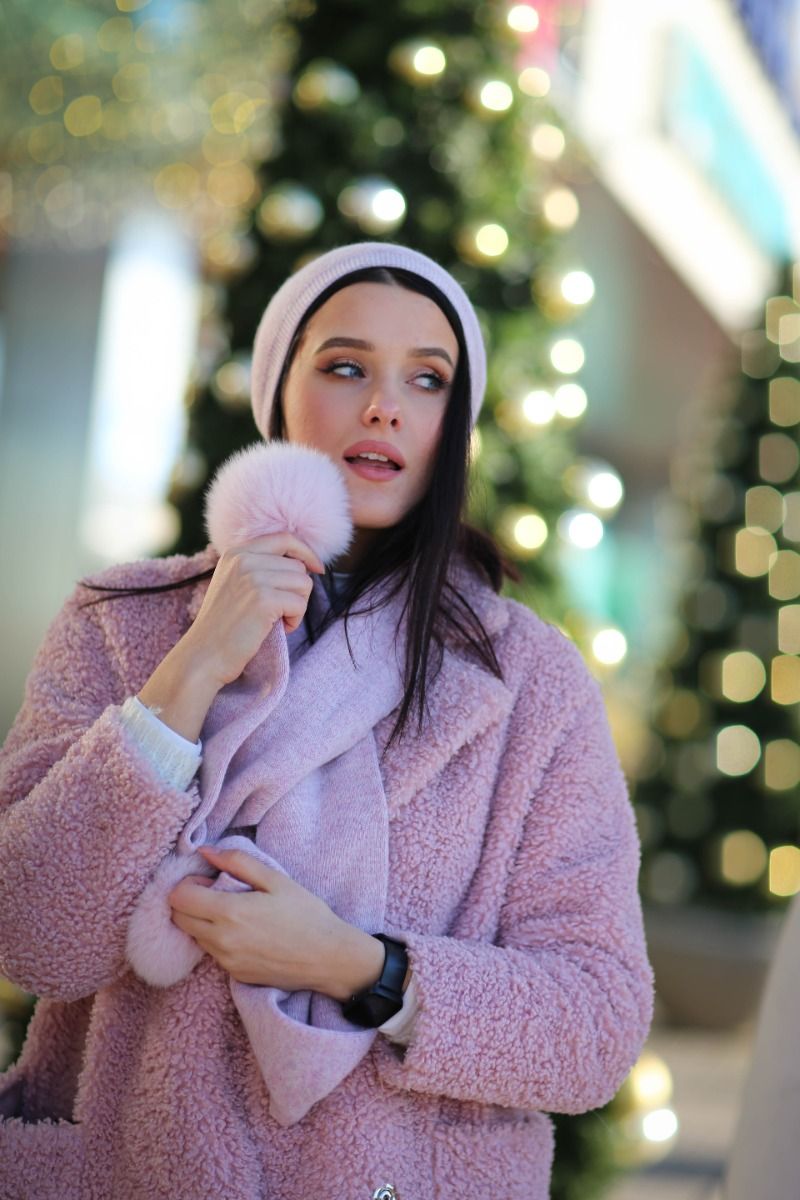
[203,441,353,563]
[126,851,211,987]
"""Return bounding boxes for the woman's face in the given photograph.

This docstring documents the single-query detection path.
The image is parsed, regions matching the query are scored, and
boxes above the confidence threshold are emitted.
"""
[281,281,460,569]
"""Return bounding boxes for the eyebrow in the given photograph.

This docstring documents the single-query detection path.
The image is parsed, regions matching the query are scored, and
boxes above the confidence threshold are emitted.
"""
[314,336,454,369]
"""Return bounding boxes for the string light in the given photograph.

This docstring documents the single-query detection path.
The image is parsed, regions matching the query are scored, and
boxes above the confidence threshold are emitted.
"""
[550,337,585,374]
[337,178,406,234]
[554,382,588,418]
[507,5,540,33]
[560,510,604,549]
[542,186,579,228]
[478,80,514,112]
[561,269,595,305]
[518,66,550,97]
[769,845,800,897]
[388,40,446,84]
[592,627,627,665]
[522,388,556,425]
[530,123,565,160]
[716,725,761,776]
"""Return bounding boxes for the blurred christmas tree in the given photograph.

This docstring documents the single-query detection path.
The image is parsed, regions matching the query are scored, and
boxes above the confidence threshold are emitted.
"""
[635,263,800,915]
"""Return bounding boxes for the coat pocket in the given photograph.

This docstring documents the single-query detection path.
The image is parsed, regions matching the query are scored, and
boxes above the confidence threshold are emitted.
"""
[0,1059,88,1199]
[432,1109,554,1199]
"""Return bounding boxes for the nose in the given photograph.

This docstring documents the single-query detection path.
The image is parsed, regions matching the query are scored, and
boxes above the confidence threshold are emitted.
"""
[361,381,402,429]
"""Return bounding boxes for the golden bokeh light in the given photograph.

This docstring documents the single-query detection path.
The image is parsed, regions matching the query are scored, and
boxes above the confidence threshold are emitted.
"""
[479,81,514,112]
[760,432,800,483]
[508,5,540,33]
[97,17,134,52]
[475,222,509,257]
[542,186,579,228]
[780,312,800,356]
[745,485,784,533]
[530,123,565,160]
[550,337,584,374]
[210,92,258,134]
[28,123,64,164]
[522,388,556,425]
[734,526,776,577]
[768,550,800,600]
[554,382,587,418]
[777,604,800,653]
[513,512,548,550]
[50,34,85,71]
[770,655,800,704]
[518,66,550,97]
[153,162,201,208]
[769,845,800,897]
[720,650,766,702]
[765,295,798,343]
[413,45,446,76]
[112,63,151,103]
[29,77,64,117]
[763,739,800,790]
[716,725,761,776]
[718,830,768,886]
[64,96,103,138]
[769,376,800,426]
[592,627,627,666]
[206,162,257,207]
[783,491,800,541]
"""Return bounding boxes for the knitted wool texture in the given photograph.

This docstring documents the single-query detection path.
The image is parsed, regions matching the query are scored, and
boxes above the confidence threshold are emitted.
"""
[249,241,488,437]
[126,442,409,1126]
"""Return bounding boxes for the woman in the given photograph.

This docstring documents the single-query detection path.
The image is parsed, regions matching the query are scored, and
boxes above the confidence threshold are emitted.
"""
[0,240,654,1199]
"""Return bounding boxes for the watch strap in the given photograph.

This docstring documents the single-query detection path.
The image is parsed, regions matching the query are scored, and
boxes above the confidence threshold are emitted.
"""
[341,934,408,1028]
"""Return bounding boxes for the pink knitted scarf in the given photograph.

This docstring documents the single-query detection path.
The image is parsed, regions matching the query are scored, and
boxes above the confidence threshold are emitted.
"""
[127,443,410,1125]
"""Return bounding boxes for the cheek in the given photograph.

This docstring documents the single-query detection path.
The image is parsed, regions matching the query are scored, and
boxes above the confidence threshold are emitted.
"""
[415,409,447,473]
[283,387,336,446]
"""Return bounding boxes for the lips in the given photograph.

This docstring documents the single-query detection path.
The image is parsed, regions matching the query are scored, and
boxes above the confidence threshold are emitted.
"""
[342,440,406,470]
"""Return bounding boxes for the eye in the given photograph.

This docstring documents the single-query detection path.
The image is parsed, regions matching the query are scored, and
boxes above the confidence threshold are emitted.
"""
[415,370,449,392]
[319,359,363,378]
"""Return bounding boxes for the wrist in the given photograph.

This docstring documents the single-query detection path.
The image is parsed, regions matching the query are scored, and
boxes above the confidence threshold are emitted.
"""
[324,924,386,1003]
[137,639,222,743]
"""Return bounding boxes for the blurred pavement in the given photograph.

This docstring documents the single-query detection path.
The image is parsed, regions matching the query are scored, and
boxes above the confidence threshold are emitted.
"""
[606,1018,755,1200]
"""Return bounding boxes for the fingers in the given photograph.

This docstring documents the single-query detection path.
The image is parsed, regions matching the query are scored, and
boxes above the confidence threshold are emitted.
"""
[168,877,224,920]
[198,846,283,891]
[238,531,325,575]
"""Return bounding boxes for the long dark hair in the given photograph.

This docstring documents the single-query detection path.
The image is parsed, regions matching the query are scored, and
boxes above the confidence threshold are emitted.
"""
[77,263,520,748]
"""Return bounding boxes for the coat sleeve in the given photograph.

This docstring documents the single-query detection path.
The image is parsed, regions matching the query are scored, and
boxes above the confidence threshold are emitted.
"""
[374,649,655,1113]
[0,584,202,1002]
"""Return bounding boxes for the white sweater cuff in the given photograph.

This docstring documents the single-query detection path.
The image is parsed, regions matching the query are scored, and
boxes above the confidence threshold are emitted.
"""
[119,695,202,791]
[377,970,420,1046]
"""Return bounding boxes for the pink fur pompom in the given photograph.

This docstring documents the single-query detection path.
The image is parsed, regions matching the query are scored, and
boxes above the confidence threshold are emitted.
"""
[203,441,352,564]
[126,851,211,987]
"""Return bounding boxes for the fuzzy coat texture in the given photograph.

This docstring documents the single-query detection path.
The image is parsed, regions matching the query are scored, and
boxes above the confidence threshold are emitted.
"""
[0,544,654,1200]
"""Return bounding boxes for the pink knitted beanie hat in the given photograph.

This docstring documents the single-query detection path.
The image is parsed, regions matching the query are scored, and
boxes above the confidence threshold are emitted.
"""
[249,241,487,439]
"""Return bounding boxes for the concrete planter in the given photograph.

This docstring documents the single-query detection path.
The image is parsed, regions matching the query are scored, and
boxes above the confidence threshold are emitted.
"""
[643,903,786,1029]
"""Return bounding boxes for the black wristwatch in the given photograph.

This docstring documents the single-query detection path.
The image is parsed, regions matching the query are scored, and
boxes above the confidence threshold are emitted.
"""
[341,934,409,1028]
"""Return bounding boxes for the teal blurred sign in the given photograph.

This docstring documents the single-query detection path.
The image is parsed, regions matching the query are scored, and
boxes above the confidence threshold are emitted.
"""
[663,28,794,260]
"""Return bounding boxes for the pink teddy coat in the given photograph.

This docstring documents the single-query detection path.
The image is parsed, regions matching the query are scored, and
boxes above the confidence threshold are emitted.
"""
[0,544,654,1200]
